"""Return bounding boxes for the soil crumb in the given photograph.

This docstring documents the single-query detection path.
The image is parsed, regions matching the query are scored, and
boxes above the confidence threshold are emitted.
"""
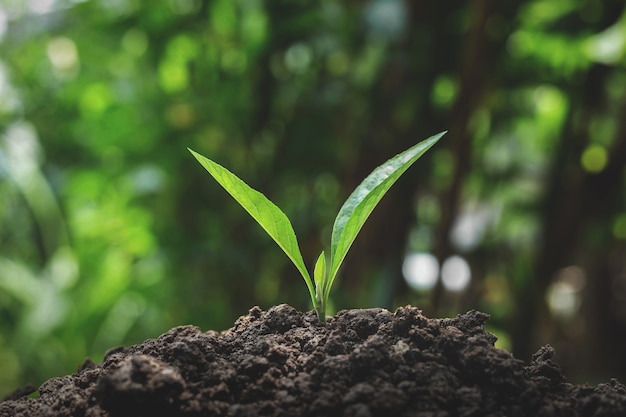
[2,305,625,416]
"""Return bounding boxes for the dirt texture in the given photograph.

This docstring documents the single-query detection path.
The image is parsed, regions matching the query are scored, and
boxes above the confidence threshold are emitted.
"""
[2,304,626,417]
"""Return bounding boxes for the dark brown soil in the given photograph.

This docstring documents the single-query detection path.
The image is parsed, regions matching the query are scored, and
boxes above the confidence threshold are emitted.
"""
[2,305,625,416]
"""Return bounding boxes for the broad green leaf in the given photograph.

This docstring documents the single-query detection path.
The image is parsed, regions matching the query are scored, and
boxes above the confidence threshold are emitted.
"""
[188,149,316,302]
[326,132,445,298]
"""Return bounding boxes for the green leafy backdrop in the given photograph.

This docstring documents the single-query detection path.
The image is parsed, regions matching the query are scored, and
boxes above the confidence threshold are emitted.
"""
[1,0,625,396]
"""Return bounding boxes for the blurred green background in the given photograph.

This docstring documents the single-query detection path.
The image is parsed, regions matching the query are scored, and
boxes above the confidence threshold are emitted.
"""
[1,0,626,397]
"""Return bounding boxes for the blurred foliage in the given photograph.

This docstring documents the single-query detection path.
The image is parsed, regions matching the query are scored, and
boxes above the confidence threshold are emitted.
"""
[1,0,626,397]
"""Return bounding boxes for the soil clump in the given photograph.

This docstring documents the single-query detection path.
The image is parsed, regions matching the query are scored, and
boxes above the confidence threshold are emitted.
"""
[1,304,625,416]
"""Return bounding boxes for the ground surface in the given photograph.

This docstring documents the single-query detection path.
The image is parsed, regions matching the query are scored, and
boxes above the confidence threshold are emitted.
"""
[1,304,626,417]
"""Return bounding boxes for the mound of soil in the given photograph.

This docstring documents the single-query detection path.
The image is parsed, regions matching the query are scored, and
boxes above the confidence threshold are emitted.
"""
[2,304,625,416]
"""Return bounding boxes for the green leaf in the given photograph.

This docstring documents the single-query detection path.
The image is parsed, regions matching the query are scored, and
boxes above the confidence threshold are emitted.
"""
[326,132,445,299]
[188,149,316,303]
[313,251,326,321]
[313,251,326,289]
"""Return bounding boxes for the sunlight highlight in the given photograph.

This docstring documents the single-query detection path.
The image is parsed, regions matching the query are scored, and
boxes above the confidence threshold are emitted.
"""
[546,266,586,320]
[441,256,471,292]
[580,144,608,173]
[28,0,56,14]
[402,253,439,291]
[0,7,7,43]
[47,37,80,79]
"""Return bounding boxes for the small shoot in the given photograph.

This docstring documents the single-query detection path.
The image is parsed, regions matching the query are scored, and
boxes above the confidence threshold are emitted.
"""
[189,131,444,323]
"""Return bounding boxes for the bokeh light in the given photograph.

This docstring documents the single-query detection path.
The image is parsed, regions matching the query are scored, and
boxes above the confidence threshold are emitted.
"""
[403,253,439,291]
[441,256,471,292]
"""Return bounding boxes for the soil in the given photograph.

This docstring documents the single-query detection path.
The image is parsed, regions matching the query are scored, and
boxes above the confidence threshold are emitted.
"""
[1,304,625,417]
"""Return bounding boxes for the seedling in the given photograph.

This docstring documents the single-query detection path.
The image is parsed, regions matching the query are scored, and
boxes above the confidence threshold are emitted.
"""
[189,131,444,323]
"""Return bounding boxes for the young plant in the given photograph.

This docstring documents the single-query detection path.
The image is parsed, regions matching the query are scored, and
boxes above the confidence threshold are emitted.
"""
[189,131,444,323]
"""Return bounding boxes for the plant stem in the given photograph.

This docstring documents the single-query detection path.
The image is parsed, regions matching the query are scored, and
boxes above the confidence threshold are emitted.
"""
[315,289,326,324]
